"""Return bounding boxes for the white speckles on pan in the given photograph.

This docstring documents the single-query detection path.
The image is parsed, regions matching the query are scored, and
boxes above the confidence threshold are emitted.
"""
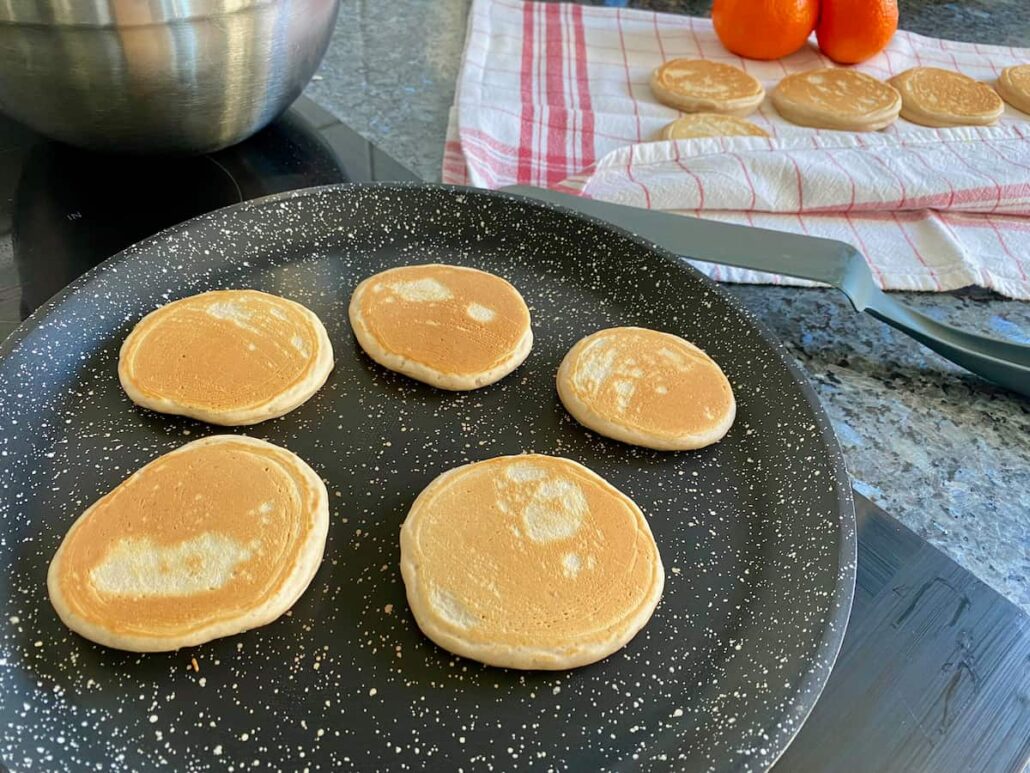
[0,184,855,772]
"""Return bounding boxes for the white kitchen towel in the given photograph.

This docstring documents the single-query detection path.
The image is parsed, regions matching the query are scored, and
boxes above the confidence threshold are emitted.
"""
[443,0,1030,299]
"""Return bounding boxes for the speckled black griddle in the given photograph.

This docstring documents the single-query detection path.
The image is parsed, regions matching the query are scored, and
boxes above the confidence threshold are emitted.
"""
[0,184,855,772]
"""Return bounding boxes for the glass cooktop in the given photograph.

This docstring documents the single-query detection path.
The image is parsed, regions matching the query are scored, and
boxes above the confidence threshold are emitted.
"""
[0,97,417,336]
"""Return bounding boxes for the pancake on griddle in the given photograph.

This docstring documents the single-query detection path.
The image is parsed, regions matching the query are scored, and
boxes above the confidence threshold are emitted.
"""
[889,67,1004,127]
[557,327,735,451]
[119,289,333,425]
[772,68,901,131]
[349,264,532,390]
[47,435,329,652]
[400,454,664,670]
[650,59,765,117]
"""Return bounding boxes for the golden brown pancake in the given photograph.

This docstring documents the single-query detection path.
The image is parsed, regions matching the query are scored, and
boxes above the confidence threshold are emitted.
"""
[348,264,533,390]
[47,435,329,652]
[772,68,901,131]
[657,113,769,140]
[557,327,735,451]
[889,67,1004,127]
[650,59,765,117]
[119,289,334,426]
[400,455,664,669]
[997,64,1030,115]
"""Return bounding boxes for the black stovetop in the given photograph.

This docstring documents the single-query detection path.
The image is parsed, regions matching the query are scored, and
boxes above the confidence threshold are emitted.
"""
[0,98,1027,773]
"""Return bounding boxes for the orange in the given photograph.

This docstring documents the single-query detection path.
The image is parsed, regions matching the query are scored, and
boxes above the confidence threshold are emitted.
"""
[711,0,819,61]
[817,0,899,64]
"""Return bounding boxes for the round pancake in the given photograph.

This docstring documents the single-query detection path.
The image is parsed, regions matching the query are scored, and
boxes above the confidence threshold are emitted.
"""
[47,435,329,652]
[400,454,664,670]
[119,289,334,426]
[772,68,901,131]
[889,67,1004,127]
[997,64,1030,115]
[657,113,769,140]
[557,327,735,451]
[650,59,765,117]
[349,264,533,390]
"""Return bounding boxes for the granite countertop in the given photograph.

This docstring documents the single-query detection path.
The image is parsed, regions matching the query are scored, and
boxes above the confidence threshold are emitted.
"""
[306,0,1030,614]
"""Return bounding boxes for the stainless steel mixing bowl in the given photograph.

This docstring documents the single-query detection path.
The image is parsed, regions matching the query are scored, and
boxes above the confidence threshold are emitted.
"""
[0,0,341,154]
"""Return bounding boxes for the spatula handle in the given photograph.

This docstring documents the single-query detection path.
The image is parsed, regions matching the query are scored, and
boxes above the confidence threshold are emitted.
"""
[860,287,1030,398]
[499,186,1030,398]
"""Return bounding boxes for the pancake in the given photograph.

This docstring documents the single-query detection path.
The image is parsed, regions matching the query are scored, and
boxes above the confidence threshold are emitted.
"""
[47,435,329,652]
[349,264,533,390]
[772,68,901,131]
[557,327,735,451]
[889,67,1004,127]
[657,113,769,140]
[997,64,1030,115]
[119,289,334,426]
[650,59,765,117]
[400,454,664,670]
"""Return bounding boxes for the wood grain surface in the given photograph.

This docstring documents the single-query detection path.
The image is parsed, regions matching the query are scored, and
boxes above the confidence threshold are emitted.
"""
[778,496,1030,772]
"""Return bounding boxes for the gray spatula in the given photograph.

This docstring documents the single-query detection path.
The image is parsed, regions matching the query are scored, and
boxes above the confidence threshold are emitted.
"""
[502,185,1029,399]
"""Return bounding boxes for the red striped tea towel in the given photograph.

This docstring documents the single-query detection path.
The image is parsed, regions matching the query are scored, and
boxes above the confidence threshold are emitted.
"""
[443,0,1030,299]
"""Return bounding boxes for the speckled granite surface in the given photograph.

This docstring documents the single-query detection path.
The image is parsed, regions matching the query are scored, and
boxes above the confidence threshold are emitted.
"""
[306,0,1030,613]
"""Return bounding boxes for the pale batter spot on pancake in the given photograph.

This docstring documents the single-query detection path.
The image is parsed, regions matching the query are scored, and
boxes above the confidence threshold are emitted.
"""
[430,587,478,629]
[389,278,452,303]
[572,340,617,394]
[290,335,309,357]
[466,303,495,323]
[205,300,253,326]
[505,462,545,483]
[90,533,255,598]
[667,68,725,96]
[613,380,636,413]
[658,347,687,369]
[499,462,588,542]
[656,385,668,395]
[247,343,257,352]
[562,553,582,578]
[522,477,587,542]
[257,501,275,525]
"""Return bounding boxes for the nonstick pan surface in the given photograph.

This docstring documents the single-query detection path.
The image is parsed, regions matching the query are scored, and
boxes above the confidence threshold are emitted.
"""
[0,184,854,772]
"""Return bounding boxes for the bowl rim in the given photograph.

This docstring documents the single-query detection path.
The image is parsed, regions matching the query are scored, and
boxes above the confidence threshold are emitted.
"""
[0,0,336,28]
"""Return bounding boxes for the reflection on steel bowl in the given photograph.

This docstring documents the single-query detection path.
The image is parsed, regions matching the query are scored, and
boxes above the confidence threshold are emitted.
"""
[0,0,341,154]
